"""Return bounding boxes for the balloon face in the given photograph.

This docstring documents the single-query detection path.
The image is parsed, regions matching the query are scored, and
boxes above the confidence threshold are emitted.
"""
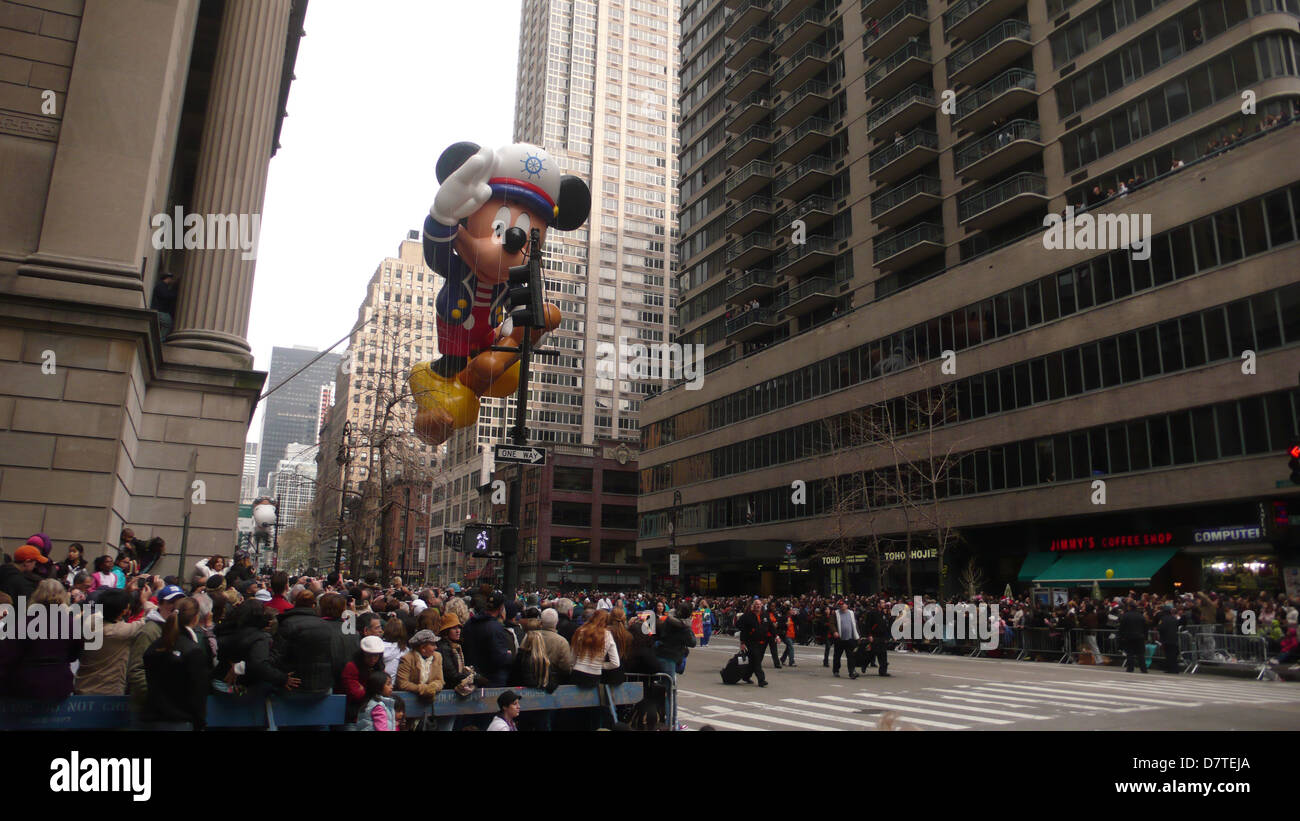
[252,503,276,531]
[454,201,549,284]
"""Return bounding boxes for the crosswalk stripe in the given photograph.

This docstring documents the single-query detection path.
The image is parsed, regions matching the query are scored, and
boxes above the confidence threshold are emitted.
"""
[698,704,840,731]
[745,702,880,728]
[677,711,760,731]
[860,693,1045,720]
[991,683,1183,707]
[821,694,1012,725]
[1063,680,1293,704]
[784,698,968,729]
[1072,677,1300,699]
[925,695,1053,719]
[960,686,1140,712]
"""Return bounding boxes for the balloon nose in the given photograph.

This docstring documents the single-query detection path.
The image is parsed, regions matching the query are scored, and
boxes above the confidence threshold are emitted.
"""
[503,227,527,253]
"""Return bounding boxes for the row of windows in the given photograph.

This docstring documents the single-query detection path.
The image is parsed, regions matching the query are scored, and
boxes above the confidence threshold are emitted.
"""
[1056,0,1298,116]
[640,283,1300,492]
[1050,0,1172,68]
[1063,34,1300,170]
[639,389,1300,538]
[641,182,1300,450]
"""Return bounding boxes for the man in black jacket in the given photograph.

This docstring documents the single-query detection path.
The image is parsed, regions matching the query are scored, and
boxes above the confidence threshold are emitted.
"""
[736,599,768,687]
[1156,604,1181,674]
[654,604,697,677]
[864,601,892,677]
[462,592,515,687]
[272,590,338,693]
[0,545,45,599]
[1118,600,1149,673]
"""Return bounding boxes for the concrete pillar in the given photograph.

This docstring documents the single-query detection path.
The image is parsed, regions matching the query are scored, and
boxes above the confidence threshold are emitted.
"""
[168,0,292,356]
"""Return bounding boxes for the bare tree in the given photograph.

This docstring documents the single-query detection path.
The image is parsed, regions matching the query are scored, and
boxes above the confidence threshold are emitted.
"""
[958,556,986,600]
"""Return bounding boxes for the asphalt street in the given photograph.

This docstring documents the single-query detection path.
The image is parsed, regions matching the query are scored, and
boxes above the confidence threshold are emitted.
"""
[673,640,1300,731]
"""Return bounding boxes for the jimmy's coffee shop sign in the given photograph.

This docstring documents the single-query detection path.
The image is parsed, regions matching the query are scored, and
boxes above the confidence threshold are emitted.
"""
[1048,525,1264,552]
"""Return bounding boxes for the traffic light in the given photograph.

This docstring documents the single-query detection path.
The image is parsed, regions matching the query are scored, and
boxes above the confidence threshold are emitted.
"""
[463,523,495,556]
[506,227,544,327]
[1288,441,1300,485]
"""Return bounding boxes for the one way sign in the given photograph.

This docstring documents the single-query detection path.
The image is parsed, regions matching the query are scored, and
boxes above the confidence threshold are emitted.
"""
[494,445,547,466]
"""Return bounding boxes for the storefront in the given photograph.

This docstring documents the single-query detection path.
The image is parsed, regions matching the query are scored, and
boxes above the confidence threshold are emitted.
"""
[1024,522,1287,595]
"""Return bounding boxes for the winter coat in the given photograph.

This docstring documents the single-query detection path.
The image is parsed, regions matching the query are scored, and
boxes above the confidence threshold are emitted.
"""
[653,616,696,664]
[356,695,396,731]
[127,611,167,709]
[462,612,515,686]
[142,629,209,729]
[395,649,444,698]
[272,606,338,693]
[6,631,81,699]
[0,562,39,600]
[217,625,288,689]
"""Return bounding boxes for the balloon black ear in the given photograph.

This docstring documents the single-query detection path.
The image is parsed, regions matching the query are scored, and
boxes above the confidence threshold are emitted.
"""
[553,175,591,231]
[436,142,482,184]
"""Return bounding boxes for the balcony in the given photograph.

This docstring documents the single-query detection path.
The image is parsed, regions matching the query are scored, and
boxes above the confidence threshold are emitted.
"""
[953,68,1037,133]
[725,0,771,39]
[773,2,833,56]
[944,0,1027,42]
[773,115,834,164]
[725,124,774,165]
[725,56,773,100]
[726,232,776,269]
[725,159,774,199]
[773,42,830,92]
[868,128,939,184]
[873,221,944,270]
[861,0,897,19]
[726,307,781,341]
[871,174,942,226]
[775,236,838,278]
[726,89,772,133]
[947,20,1032,88]
[726,195,778,234]
[773,154,835,199]
[727,268,779,303]
[863,0,927,60]
[957,171,1048,229]
[726,23,773,69]
[865,40,932,100]
[953,119,1043,179]
[866,83,935,140]
[773,0,818,24]
[773,79,833,128]
[774,275,837,315]
[778,193,836,232]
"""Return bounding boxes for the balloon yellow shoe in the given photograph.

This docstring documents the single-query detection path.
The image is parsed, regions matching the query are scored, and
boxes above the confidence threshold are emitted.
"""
[409,362,479,444]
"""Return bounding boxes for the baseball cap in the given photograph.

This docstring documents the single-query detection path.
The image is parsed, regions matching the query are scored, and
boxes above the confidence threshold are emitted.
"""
[158,585,186,602]
[497,690,521,709]
[14,545,49,564]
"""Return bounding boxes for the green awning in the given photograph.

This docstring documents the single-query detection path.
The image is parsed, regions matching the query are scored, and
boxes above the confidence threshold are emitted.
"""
[1017,552,1059,582]
[1032,548,1177,587]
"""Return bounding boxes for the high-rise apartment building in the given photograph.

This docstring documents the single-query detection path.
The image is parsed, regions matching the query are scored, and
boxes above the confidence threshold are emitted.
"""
[314,231,443,575]
[256,346,343,495]
[499,0,682,446]
[268,442,317,530]
[640,0,1300,596]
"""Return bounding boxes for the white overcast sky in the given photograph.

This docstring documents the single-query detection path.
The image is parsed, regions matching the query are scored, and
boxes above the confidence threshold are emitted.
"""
[246,0,523,442]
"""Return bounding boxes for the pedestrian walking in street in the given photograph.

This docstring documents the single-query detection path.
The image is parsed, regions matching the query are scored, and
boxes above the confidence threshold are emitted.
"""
[1156,604,1181,674]
[831,600,861,679]
[1118,601,1149,673]
[864,601,891,677]
[736,599,769,687]
[779,607,798,667]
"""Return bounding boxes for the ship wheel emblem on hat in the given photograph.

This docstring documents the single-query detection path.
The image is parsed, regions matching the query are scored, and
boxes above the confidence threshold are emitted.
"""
[521,153,545,179]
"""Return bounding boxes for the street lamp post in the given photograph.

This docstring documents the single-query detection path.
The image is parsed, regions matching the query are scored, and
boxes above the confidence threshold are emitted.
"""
[334,420,352,575]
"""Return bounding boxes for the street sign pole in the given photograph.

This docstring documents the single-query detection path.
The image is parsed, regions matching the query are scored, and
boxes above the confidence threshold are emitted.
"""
[501,227,542,599]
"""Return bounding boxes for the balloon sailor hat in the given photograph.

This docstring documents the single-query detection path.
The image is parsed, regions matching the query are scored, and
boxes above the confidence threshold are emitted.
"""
[489,142,564,224]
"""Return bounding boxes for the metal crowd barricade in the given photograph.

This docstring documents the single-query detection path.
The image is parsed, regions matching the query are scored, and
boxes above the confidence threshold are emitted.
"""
[1178,630,1272,680]
[0,691,346,731]
[1017,627,1072,663]
[396,672,680,730]
[1066,628,1127,666]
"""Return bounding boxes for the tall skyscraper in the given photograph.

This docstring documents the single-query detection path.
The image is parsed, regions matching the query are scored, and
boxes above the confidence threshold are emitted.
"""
[257,346,343,495]
[498,0,682,446]
[268,442,318,530]
[241,442,261,505]
[639,0,1300,595]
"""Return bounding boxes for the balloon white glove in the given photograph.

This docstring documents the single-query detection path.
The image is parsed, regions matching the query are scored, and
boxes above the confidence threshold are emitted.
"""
[431,146,495,226]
